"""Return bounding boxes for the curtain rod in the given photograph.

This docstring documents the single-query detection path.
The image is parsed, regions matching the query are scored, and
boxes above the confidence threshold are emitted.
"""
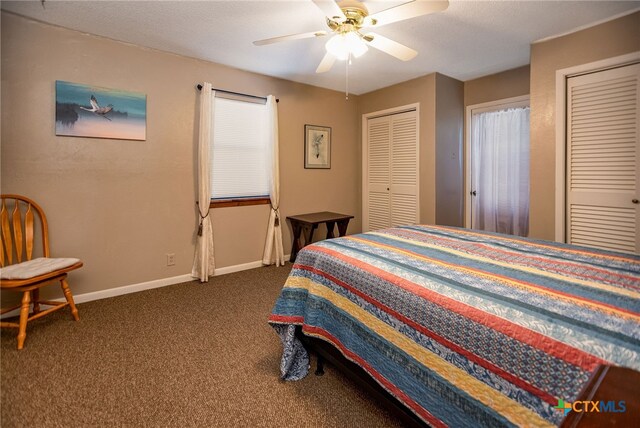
[196,84,278,103]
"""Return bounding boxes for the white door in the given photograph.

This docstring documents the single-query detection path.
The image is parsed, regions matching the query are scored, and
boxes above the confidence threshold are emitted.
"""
[469,102,530,236]
[390,111,419,227]
[367,115,392,230]
[566,63,640,253]
[364,109,419,231]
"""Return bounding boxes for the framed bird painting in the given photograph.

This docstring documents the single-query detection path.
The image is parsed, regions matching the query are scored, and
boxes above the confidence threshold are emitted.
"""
[55,80,146,140]
[304,124,331,169]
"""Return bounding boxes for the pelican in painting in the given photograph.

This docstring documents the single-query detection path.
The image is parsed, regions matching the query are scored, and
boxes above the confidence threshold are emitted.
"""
[80,95,113,120]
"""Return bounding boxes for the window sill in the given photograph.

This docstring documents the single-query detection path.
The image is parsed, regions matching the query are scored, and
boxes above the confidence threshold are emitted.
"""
[210,197,270,209]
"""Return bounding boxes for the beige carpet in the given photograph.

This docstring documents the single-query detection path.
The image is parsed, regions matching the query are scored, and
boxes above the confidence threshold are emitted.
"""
[1,264,403,427]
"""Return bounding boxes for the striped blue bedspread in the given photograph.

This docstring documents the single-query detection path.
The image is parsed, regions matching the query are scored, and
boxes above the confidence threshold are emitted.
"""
[268,225,640,427]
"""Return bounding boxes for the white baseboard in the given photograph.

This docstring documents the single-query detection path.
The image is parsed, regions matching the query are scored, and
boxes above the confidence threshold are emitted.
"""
[73,273,195,304]
[213,257,290,276]
[1,255,290,319]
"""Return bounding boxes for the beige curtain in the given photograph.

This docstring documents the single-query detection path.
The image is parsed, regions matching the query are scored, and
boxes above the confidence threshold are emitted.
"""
[192,82,216,281]
[262,95,285,266]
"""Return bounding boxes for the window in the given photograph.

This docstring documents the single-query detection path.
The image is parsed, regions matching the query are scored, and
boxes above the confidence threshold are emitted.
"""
[210,96,271,207]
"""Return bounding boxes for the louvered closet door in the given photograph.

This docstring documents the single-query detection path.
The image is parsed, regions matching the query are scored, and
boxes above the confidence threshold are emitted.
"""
[367,116,391,230]
[390,111,419,227]
[567,63,640,254]
[365,110,418,231]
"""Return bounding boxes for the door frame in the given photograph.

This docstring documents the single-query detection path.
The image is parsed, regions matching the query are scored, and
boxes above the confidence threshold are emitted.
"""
[554,51,640,242]
[464,95,530,229]
[362,103,420,232]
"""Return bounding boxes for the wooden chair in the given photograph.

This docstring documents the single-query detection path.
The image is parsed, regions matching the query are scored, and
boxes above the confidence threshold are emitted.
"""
[0,195,83,349]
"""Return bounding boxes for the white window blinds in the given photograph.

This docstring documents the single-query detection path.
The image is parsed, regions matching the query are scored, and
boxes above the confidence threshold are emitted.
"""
[211,97,270,199]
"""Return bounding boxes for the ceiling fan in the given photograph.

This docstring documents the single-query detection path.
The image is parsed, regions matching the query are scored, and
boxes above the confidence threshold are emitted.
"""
[253,0,449,73]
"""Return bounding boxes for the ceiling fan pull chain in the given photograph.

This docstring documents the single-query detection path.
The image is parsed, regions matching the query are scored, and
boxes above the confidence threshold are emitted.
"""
[346,52,350,100]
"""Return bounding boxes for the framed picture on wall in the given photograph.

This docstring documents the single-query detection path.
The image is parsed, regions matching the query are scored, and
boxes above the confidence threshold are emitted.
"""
[304,124,331,169]
[55,80,147,141]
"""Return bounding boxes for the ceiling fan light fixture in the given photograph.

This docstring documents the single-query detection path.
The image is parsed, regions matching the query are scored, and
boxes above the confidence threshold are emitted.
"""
[325,32,368,60]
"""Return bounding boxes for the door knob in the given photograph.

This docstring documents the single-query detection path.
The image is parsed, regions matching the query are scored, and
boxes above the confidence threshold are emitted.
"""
[633,199,639,204]
[471,190,477,196]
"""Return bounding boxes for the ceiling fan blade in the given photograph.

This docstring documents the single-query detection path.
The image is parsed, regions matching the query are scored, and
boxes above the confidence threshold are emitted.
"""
[316,52,337,73]
[311,0,346,21]
[253,30,328,46]
[365,33,417,61]
[364,0,449,28]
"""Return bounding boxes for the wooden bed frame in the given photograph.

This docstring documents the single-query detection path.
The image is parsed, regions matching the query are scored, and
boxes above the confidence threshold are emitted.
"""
[560,365,640,427]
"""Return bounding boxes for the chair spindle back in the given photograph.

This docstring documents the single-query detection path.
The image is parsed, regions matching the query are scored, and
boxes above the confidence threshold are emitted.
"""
[0,195,50,268]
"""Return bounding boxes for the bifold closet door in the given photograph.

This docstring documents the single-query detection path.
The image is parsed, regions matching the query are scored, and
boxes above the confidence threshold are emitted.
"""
[566,63,639,253]
[367,115,392,231]
[365,110,418,231]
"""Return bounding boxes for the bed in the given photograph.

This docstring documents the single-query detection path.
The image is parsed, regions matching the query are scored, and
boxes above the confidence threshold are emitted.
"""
[268,225,640,427]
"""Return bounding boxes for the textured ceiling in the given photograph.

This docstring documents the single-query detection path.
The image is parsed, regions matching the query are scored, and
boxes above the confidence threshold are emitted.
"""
[2,0,639,94]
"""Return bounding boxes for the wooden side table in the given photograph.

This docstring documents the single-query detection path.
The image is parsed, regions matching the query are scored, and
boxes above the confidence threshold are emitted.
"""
[287,211,354,262]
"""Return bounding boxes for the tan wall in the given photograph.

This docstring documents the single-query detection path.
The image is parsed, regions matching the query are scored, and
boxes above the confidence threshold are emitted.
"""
[1,12,361,298]
[435,73,465,226]
[529,12,640,240]
[358,74,437,225]
[464,65,530,108]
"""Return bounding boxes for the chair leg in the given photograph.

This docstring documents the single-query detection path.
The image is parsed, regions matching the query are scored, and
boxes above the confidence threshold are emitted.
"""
[60,278,79,321]
[31,289,41,315]
[17,291,31,350]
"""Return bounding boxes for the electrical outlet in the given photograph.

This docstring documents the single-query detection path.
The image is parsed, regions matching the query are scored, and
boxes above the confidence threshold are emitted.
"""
[166,253,175,266]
